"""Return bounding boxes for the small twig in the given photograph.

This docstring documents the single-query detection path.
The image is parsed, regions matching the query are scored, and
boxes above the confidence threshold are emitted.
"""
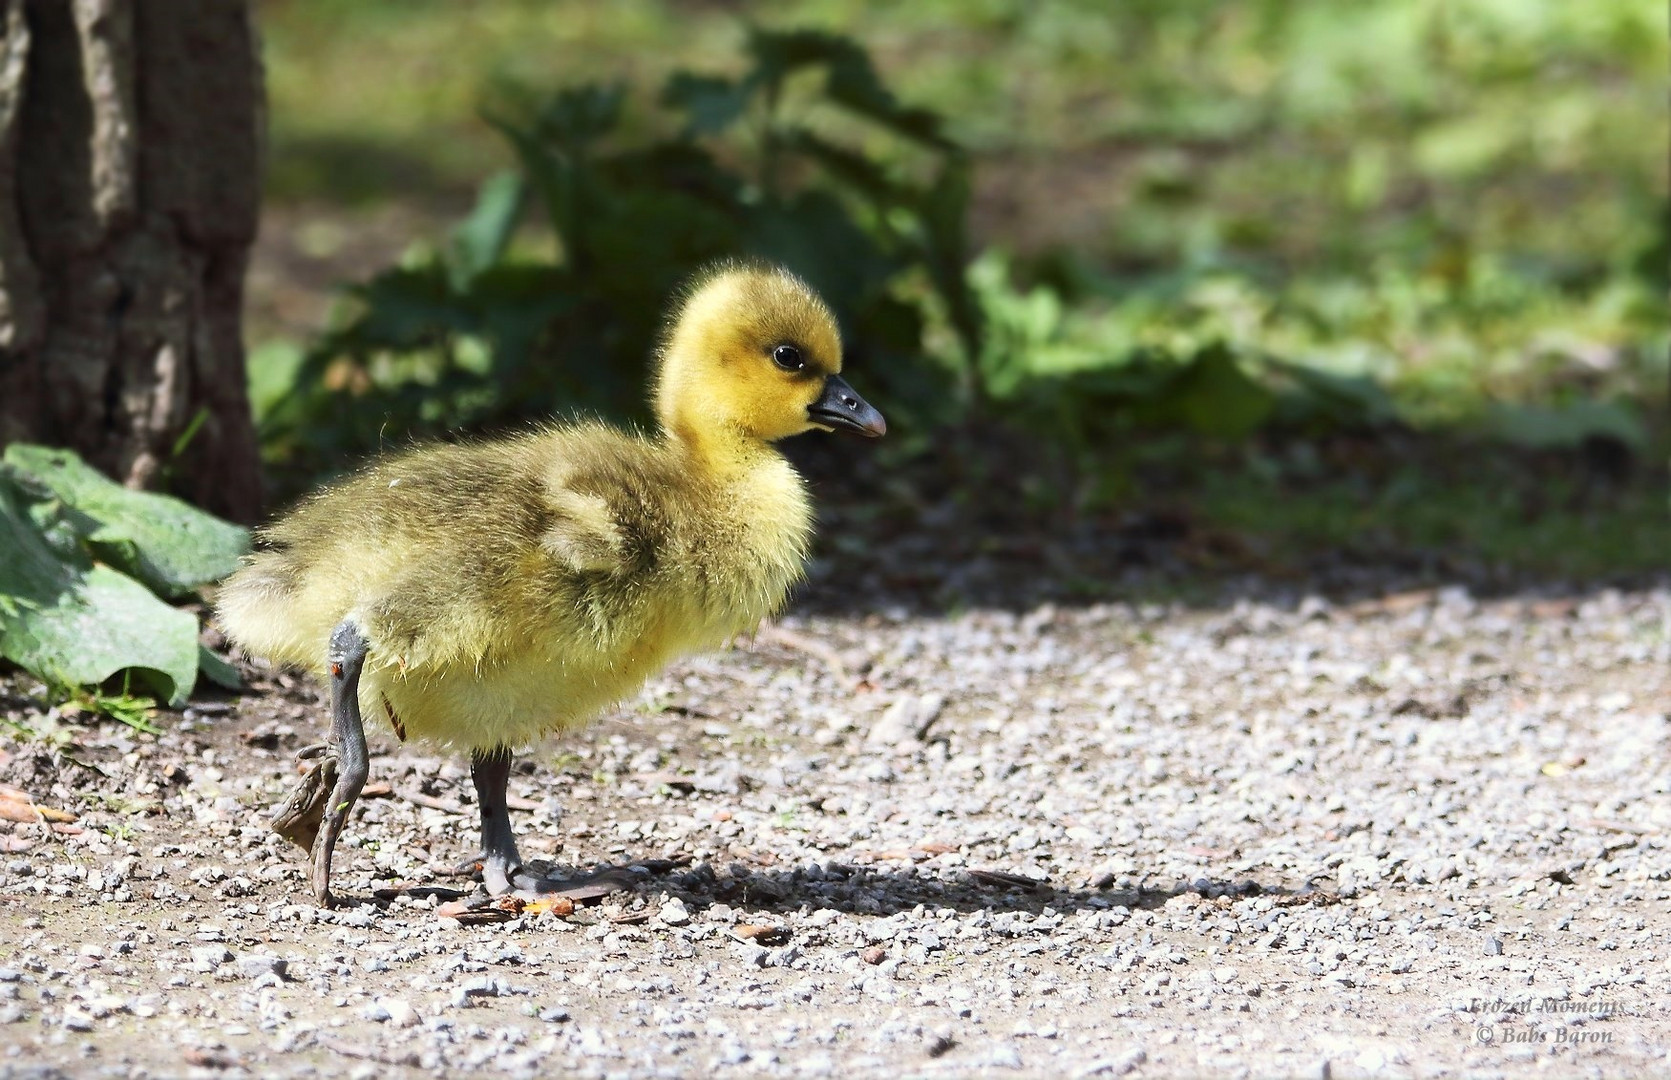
[317,1037,419,1067]
[399,788,463,814]
[754,622,849,682]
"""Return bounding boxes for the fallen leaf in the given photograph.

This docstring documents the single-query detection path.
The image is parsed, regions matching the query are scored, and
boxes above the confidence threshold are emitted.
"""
[525,895,577,917]
[0,796,76,824]
[0,799,36,824]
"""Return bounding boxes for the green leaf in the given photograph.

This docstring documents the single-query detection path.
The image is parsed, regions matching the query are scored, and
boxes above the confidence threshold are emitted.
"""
[482,86,624,271]
[781,129,904,206]
[534,83,625,149]
[661,72,753,136]
[248,339,308,425]
[484,112,578,259]
[917,156,983,364]
[3,445,250,598]
[0,477,199,707]
[1151,346,1277,440]
[746,29,950,148]
[334,262,468,349]
[196,645,243,691]
[745,192,901,316]
[1268,358,1399,427]
[448,170,526,288]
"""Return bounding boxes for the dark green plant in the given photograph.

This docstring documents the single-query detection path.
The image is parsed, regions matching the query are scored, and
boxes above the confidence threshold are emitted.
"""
[265,30,982,475]
[264,28,1656,516]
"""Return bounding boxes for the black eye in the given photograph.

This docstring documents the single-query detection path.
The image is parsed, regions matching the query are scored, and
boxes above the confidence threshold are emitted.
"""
[771,344,805,372]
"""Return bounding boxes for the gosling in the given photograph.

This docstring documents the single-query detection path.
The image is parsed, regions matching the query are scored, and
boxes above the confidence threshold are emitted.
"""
[217,261,885,906]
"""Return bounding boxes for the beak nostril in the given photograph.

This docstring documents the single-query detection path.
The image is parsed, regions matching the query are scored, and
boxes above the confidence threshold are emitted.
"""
[810,374,882,436]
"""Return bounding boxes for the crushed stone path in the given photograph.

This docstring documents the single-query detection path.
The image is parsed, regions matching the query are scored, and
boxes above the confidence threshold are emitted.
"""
[1,581,1667,1078]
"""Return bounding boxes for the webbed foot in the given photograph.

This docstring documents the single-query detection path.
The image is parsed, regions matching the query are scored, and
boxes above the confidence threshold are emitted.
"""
[270,745,336,852]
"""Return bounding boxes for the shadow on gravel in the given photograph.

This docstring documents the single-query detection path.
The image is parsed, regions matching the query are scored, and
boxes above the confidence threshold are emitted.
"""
[406,858,1332,921]
[663,862,1327,919]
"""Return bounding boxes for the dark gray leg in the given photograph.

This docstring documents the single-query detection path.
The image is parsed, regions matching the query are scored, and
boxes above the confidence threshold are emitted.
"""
[313,620,371,907]
[471,746,524,895]
[471,747,639,899]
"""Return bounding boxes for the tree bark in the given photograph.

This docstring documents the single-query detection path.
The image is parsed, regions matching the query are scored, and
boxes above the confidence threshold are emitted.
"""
[0,0,264,522]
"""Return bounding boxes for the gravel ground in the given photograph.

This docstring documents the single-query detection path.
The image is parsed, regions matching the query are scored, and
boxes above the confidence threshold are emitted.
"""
[1,579,1667,1079]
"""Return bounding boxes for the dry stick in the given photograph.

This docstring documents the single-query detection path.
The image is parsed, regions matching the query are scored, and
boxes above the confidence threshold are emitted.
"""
[754,621,849,682]
[398,788,463,814]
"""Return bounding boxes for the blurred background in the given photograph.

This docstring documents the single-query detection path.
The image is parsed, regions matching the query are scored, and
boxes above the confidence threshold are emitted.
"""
[246,0,1667,594]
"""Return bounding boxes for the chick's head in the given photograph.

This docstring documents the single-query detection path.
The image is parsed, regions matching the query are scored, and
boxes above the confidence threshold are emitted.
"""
[655,262,886,446]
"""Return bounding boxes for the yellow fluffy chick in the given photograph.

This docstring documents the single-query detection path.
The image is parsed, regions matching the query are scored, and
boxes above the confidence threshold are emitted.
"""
[217,261,885,905]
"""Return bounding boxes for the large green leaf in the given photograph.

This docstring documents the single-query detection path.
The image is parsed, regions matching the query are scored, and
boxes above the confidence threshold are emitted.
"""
[1124,346,1277,440]
[3,445,250,599]
[661,72,752,136]
[196,644,243,691]
[747,29,951,148]
[1171,348,1277,440]
[1267,357,1399,430]
[0,477,199,707]
[447,170,526,289]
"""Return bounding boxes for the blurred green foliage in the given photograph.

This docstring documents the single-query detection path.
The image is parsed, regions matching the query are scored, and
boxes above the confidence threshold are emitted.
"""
[263,29,985,471]
[253,0,1666,576]
[260,0,1664,275]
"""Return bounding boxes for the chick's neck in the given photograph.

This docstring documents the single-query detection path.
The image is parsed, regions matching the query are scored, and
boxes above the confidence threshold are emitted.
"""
[661,412,785,483]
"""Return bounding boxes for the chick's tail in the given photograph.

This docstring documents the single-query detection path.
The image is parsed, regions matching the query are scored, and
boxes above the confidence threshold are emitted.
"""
[215,548,339,674]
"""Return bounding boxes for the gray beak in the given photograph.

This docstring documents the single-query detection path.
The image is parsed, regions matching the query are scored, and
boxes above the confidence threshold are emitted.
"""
[808,374,886,438]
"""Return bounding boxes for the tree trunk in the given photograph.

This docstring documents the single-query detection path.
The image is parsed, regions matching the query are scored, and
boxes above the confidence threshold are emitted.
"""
[0,0,264,522]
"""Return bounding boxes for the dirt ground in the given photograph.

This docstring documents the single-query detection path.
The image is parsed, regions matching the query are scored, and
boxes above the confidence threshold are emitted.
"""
[1,575,1667,1079]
